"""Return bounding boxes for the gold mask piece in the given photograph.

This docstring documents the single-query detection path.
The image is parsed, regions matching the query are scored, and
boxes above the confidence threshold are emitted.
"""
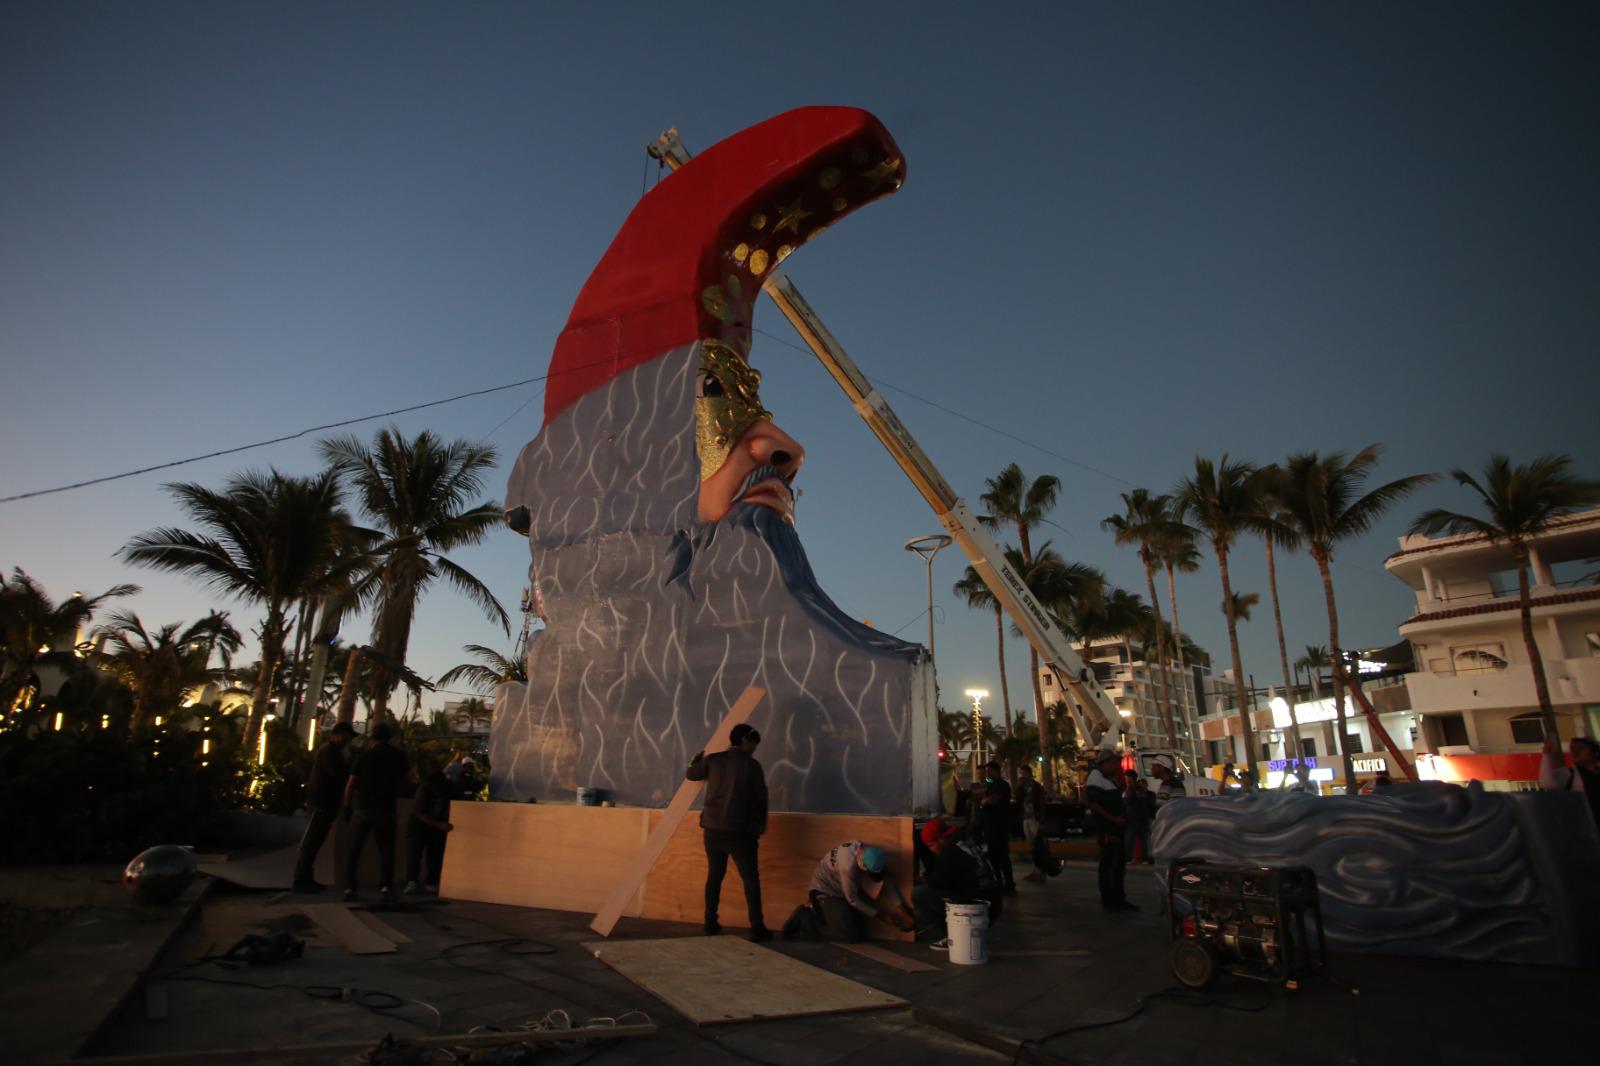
[695,341,771,481]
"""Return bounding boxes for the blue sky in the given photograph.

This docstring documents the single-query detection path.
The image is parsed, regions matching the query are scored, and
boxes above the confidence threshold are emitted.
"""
[2,2,1596,722]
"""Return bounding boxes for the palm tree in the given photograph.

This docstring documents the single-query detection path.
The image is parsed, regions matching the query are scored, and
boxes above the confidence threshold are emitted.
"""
[0,570,137,711]
[1176,455,1268,780]
[1296,644,1330,700]
[1277,445,1434,785]
[1254,465,1310,771]
[953,567,1014,756]
[938,708,974,753]
[1410,454,1600,739]
[1001,544,1103,790]
[121,469,363,753]
[321,429,509,721]
[1103,489,1180,747]
[978,464,1066,781]
[1225,590,1260,623]
[438,643,528,695]
[450,696,493,734]
[1154,524,1204,764]
[94,611,238,731]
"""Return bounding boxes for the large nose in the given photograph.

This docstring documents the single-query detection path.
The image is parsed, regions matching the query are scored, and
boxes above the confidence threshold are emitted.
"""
[746,420,804,477]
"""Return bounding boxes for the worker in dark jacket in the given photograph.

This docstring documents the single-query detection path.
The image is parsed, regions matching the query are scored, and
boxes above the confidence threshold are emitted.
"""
[292,722,355,893]
[685,724,771,941]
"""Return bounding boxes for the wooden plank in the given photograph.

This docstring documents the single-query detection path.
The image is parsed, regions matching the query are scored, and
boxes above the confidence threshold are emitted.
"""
[299,903,396,955]
[583,936,905,1025]
[644,810,915,942]
[41,1022,657,1065]
[352,908,412,944]
[589,685,766,937]
[440,803,650,913]
[839,941,941,973]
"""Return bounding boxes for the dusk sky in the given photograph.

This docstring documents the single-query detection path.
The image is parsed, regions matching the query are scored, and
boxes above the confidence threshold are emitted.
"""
[3,3,1596,725]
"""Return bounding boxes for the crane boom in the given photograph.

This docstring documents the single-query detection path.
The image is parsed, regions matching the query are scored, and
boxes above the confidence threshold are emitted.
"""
[649,127,1124,751]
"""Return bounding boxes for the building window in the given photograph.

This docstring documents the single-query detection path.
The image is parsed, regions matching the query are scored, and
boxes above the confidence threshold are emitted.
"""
[1437,713,1470,747]
[1509,713,1547,745]
[1301,737,1317,759]
[1261,743,1272,762]
[1449,643,1507,675]
[1586,632,1600,657]
[1208,740,1228,765]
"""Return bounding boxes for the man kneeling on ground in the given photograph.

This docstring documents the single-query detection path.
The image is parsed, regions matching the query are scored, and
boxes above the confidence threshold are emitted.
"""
[783,840,915,941]
[910,817,1003,944]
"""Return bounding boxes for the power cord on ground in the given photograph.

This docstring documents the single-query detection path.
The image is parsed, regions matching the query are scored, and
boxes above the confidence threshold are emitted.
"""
[1010,985,1273,1064]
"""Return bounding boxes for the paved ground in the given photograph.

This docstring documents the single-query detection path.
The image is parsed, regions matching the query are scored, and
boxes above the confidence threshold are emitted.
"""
[41,852,1585,1066]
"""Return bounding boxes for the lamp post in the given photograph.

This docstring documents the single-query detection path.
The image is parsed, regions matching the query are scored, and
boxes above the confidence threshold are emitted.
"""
[965,687,989,776]
[904,534,954,661]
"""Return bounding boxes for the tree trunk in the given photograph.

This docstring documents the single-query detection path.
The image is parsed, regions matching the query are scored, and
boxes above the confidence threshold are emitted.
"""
[244,602,286,759]
[336,647,364,726]
[994,605,1014,778]
[1515,546,1560,740]
[1265,537,1308,782]
[1314,551,1356,789]
[1029,647,1056,792]
[1216,544,1258,781]
[1166,563,1199,770]
[129,691,150,734]
[284,600,312,729]
[1141,550,1177,748]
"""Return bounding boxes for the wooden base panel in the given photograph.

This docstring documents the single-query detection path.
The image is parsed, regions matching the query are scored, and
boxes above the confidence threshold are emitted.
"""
[583,936,906,1024]
[441,803,914,941]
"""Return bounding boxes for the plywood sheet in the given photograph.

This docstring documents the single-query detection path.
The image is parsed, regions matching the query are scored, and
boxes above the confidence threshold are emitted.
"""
[439,802,649,914]
[645,811,915,941]
[590,685,764,937]
[301,903,396,954]
[442,804,914,941]
[353,908,412,944]
[583,937,906,1025]
[198,840,331,890]
[840,941,941,972]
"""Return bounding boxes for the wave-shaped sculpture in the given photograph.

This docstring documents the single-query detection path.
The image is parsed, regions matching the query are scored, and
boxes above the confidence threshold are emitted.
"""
[1152,782,1600,966]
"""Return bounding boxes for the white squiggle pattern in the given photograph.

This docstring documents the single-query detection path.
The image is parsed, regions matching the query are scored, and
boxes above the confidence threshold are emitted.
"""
[490,347,931,814]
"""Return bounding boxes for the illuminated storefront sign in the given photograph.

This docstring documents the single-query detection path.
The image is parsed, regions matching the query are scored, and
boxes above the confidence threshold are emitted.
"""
[1353,757,1388,773]
[1266,757,1318,772]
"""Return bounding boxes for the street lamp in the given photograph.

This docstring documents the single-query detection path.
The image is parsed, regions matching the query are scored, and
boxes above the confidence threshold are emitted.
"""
[904,534,954,661]
[965,688,989,773]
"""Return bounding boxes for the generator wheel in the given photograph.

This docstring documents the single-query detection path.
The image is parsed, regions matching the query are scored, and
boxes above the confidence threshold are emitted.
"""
[1170,938,1217,989]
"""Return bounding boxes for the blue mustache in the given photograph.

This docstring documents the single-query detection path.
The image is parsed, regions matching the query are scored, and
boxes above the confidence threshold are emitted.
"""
[732,464,790,504]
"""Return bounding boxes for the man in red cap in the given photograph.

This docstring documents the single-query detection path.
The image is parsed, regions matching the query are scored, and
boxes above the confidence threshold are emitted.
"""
[910,817,1003,944]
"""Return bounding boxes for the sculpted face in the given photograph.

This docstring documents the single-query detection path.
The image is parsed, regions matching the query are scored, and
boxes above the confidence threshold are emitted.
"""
[695,341,805,524]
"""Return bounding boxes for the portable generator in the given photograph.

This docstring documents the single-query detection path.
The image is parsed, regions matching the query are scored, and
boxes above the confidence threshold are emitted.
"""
[1166,857,1327,989]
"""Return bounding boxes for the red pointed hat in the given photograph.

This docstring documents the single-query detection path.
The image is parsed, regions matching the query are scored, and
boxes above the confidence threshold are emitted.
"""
[543,107,905,422]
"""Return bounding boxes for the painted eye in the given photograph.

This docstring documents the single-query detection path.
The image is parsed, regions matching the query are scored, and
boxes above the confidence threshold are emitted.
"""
[701,373,725,398]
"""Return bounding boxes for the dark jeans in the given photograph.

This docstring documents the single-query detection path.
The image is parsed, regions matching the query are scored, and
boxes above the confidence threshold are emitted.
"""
[815,894,867,943]
[406,822,446,885]
[703,829,764,929]
[1097,830,1127,904]
[984,826,1015,890]
[1125,821,1150,864]
[293,807,336,885]
[344,809,397,891]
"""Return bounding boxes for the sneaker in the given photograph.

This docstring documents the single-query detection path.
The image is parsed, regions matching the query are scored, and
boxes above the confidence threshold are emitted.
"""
[748,926,774,943]
[703,920,722,936]
[401,881,421,896]
[928,937,953,951]
[378,886,395,903]
[343,888,357,902]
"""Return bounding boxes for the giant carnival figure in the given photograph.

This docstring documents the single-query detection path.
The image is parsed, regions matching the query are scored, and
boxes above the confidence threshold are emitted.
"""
[491,108,938,814]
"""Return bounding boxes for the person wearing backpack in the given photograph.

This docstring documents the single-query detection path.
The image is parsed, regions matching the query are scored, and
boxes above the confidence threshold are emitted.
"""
[1540,732,1600,827]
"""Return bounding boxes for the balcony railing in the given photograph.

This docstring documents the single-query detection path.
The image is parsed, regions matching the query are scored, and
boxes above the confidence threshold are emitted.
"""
[1421,576,1598,610]
[1426,658,1510,677]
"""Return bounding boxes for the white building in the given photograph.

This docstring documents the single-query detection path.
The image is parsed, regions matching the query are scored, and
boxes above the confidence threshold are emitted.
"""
[1039,637,1210,767]
[1384,505,1600,788]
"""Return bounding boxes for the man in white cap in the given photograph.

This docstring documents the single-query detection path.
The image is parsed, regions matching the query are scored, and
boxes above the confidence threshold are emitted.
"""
[1150,755,1187,806]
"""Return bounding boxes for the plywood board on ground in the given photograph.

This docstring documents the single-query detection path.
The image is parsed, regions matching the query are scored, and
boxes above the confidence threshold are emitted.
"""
[440,803,650,914]
[442,804,913,941]
[583,937,906,1025]
[198,841,331,891]
[645,811,915,941]
[300,903,396,954]
[839,940,941,972]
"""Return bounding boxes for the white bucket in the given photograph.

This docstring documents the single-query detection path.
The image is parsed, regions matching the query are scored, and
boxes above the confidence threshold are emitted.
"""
[576,787,598,806]
[945,901,990,965]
